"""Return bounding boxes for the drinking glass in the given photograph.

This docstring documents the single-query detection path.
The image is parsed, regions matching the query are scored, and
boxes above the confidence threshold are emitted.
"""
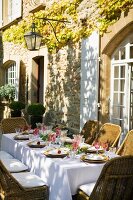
[69,150,76,159]
[102,142,109,152]
[15,127,21,135]
[109,147,116,153]
[29,134,34,141]
[93,141,100,154]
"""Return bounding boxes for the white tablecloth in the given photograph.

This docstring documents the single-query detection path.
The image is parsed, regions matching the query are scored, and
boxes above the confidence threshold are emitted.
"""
[1,134,108,200]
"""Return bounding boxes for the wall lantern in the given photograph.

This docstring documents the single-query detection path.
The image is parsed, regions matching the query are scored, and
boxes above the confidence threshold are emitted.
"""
[24,22,42,51]
[24,18,70,51]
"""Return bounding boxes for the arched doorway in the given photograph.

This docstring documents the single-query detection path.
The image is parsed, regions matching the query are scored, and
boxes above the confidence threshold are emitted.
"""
[110,33,133,133]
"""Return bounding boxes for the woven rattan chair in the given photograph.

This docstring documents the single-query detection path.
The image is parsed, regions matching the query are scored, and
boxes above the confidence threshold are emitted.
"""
[1,117,28,134]
[94,123,121,148]
[0,160,49,200]
[116,130,133,156]
[80,120,99,144]
[77,155,133,200]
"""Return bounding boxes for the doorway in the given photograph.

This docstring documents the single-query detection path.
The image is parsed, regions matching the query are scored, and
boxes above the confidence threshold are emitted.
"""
[110,34,133,133]
[31,56,44,103]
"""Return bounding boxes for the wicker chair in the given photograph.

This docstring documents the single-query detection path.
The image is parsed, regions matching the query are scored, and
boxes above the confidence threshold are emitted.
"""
[80,120,99,144]
[94,123,121,148]
[77,155,133,200]
[1,117,28,134]
[116,130,133,156]
[0,160,49,200]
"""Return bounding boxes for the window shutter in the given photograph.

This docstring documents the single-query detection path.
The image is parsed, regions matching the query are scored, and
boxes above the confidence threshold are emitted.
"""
[80,31,99,130]
[8,0,22,22]
[12,0,22,20]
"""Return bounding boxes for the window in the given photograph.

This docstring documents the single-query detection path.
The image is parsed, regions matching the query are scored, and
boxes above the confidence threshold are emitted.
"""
[6,62,19,100]
[111,33,133,133]
[0,0,22,27]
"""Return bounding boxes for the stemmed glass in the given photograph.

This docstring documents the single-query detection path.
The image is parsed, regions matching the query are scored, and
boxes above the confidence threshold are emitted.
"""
[102,142,109,152]
[60,131,67,147]
[93,141,100,155]
[70,139,79,159]
[15,127,21,135]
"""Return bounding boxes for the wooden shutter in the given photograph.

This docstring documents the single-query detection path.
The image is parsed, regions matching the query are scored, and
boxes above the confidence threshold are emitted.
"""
[80,31,99,130]
[8,0,22,22]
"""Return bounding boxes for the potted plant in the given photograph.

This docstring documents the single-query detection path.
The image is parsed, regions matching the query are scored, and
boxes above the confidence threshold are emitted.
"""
[0,84,16,102]
[27,103,46,128]
[9,101,25,117]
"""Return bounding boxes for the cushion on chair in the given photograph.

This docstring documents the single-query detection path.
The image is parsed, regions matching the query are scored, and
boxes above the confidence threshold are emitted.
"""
[12,172,47,188]
[79,182,96,196]
[1,158,28,172]
[0,151,14,159]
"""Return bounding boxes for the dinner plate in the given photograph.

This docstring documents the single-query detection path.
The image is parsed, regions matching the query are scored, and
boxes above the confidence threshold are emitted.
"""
[80,144,91,151]
[44,148,69,158]
[64,137,73,143]
[14,135,29,140]
[21,131,29,135]
[81,154,109,163]
[86,146,104,153]
[27,141,46,148]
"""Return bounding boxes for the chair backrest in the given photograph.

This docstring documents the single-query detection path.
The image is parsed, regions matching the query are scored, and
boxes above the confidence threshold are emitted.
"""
[80,120,99,144]
[96,123,121,147]
[1,117,28,134]
[0,160,24,194]
[90,156,133,200]
[116,130,133,156]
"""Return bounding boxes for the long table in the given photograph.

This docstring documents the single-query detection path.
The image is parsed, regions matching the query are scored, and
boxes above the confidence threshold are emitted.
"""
[1,134,112,200]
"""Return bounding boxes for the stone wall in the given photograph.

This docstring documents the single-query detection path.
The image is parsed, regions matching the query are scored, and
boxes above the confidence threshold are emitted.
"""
[45,43,81,129]
[0,35,81,131]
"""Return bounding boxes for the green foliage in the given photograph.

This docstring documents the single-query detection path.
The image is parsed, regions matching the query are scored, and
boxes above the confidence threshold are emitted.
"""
[27,103,46,116]
[97,0,133,33]
[2,0,133,52]
[9,101,25,111]
[0,84,16,101]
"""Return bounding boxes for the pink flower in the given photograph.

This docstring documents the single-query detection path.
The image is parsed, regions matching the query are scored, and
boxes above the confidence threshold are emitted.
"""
[33,128,39,135]
[48,133,56,142]
[72,140,79,151]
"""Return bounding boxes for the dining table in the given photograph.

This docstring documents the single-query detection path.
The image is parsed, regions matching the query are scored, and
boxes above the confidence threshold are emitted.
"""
[0,133,117,200]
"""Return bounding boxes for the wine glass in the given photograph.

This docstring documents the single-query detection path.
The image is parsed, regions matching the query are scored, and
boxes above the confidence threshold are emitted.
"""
[93,141,100,154]
[15,127,21,135]
[69,141,78,159]
[102,142,109,152]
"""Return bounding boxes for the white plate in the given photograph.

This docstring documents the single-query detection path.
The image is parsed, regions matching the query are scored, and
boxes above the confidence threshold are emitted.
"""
[15,135,29,139]
[80,143,91,148]
[86,154,105,160]
[48,149,68,155]
[87,146,104,153]
[44,148,69,158]
[31,141,46,145]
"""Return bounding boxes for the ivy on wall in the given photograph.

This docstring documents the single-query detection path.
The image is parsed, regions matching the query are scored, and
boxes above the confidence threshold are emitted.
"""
[2,0,133,53]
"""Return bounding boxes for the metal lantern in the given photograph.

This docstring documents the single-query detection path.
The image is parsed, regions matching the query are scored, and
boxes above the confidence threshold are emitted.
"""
[24,23,42,51]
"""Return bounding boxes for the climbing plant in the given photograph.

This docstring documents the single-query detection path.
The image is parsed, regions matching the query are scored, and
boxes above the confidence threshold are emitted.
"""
[2,0,133,53]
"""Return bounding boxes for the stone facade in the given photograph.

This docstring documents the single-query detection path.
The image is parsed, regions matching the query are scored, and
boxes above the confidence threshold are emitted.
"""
[0,1,133,132]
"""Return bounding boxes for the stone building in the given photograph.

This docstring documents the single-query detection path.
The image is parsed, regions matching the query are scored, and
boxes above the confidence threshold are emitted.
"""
[0,0,133,135]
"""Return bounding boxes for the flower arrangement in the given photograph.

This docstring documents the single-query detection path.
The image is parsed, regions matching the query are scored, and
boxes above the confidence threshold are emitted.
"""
[36,126,61,143]
[0,84,16,101]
